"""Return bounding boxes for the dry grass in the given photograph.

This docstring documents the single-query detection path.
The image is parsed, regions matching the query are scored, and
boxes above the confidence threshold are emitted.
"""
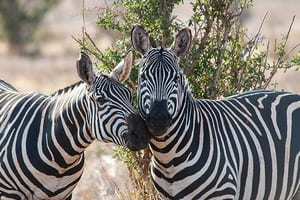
[72,143,132,200]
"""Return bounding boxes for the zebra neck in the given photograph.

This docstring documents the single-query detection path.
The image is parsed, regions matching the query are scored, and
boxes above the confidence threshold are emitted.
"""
[46,83,94,167]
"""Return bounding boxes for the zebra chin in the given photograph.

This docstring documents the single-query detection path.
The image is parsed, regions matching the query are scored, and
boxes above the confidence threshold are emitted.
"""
[124,113,151,151]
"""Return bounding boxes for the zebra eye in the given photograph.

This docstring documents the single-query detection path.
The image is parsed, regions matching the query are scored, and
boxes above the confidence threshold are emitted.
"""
[96,95,109,104]
[173,74,180,82]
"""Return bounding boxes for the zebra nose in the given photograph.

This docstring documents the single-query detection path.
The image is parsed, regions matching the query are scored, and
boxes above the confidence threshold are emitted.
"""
[125,113,150,151]
[148,100,171,118]
[147,100,172,136]
[149,110,170,121]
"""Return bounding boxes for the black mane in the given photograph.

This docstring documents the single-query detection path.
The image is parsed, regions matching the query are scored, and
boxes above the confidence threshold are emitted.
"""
[50,81,83,96]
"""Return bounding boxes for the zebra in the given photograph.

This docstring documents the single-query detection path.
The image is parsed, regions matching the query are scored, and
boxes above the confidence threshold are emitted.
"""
[131,25,300,200]
[0,51,150,199]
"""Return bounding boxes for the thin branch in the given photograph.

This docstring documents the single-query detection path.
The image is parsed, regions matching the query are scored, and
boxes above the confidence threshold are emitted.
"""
[253,12,267,41]
[160,0,170,48]
[232,0,247,18]
[127,78,137,94]
[73,34,111,68]
[85,31,103,55]
[273,38,277,66]
[244,12,268,57]
[286,42,300,56]
[264,41,270,69]
[211,15,232,99]
[82,0,86,48]
[283,15,295,47]
[185,15,213,77]
[263,16,296,89]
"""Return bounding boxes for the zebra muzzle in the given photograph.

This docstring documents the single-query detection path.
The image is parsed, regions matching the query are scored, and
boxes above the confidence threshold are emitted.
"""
[146,100,172,137]
[125,113,150,151]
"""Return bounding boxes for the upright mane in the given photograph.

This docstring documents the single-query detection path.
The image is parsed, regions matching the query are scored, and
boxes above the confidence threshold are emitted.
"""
[50,81,83,96]
[0,79,18,93]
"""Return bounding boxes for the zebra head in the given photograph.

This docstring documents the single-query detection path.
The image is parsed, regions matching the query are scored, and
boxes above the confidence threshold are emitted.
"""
[131,25,192,137]
[76,51,150,151]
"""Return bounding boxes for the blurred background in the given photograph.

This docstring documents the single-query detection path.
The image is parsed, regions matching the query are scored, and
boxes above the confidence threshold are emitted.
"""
[0,0,299,199]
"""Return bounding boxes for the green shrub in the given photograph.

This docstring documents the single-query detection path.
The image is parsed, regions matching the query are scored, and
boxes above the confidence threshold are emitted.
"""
[77,0,300,199]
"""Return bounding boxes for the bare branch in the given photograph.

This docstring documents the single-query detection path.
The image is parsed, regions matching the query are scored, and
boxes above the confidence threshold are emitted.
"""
[211,15,232,99]
[263,16,296,89]
[286,42,300,56]
[283,15,295,47]
[232,0,247,18]
[85,31,103,55]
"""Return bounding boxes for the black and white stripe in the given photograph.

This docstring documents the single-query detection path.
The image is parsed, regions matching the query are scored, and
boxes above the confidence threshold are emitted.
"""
[132,26,300,199]
[0,52,149,199]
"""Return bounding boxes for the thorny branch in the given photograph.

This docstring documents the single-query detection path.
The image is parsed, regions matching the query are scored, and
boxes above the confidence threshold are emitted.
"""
[210,6,233,99]
[263,15,296,89]
[236,12,268,91]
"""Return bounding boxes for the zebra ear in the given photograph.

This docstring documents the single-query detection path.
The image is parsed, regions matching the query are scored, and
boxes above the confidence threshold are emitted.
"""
[171,28,192,57]
[131,25,151,55]
[76,52,95,85]
[110,51,133,82]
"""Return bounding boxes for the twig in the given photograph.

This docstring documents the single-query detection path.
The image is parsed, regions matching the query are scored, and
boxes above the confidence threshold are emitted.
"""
[73,35,112,68]
[185,10,213,77]
[127,78,137,94]
[85,31,103,55]
[286,42,300,56]
[73,36,93,54]
[263,41,270,72]
[236,12,268,91]
[283,15,295,47]
[246,12,268,57]
[263,16,296,89]
[258,12,268,37]
[211,15,232,99]
[82,0,86,49]
[232,0,247,18]
[160,0,169,48]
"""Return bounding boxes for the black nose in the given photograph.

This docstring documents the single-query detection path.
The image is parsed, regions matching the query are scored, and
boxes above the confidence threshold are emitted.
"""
[125,113,150,151]
[147,100,172,136]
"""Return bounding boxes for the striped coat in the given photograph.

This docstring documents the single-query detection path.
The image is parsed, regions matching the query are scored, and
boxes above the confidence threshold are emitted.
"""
[0,52,149,199]
[131,25,300,199]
